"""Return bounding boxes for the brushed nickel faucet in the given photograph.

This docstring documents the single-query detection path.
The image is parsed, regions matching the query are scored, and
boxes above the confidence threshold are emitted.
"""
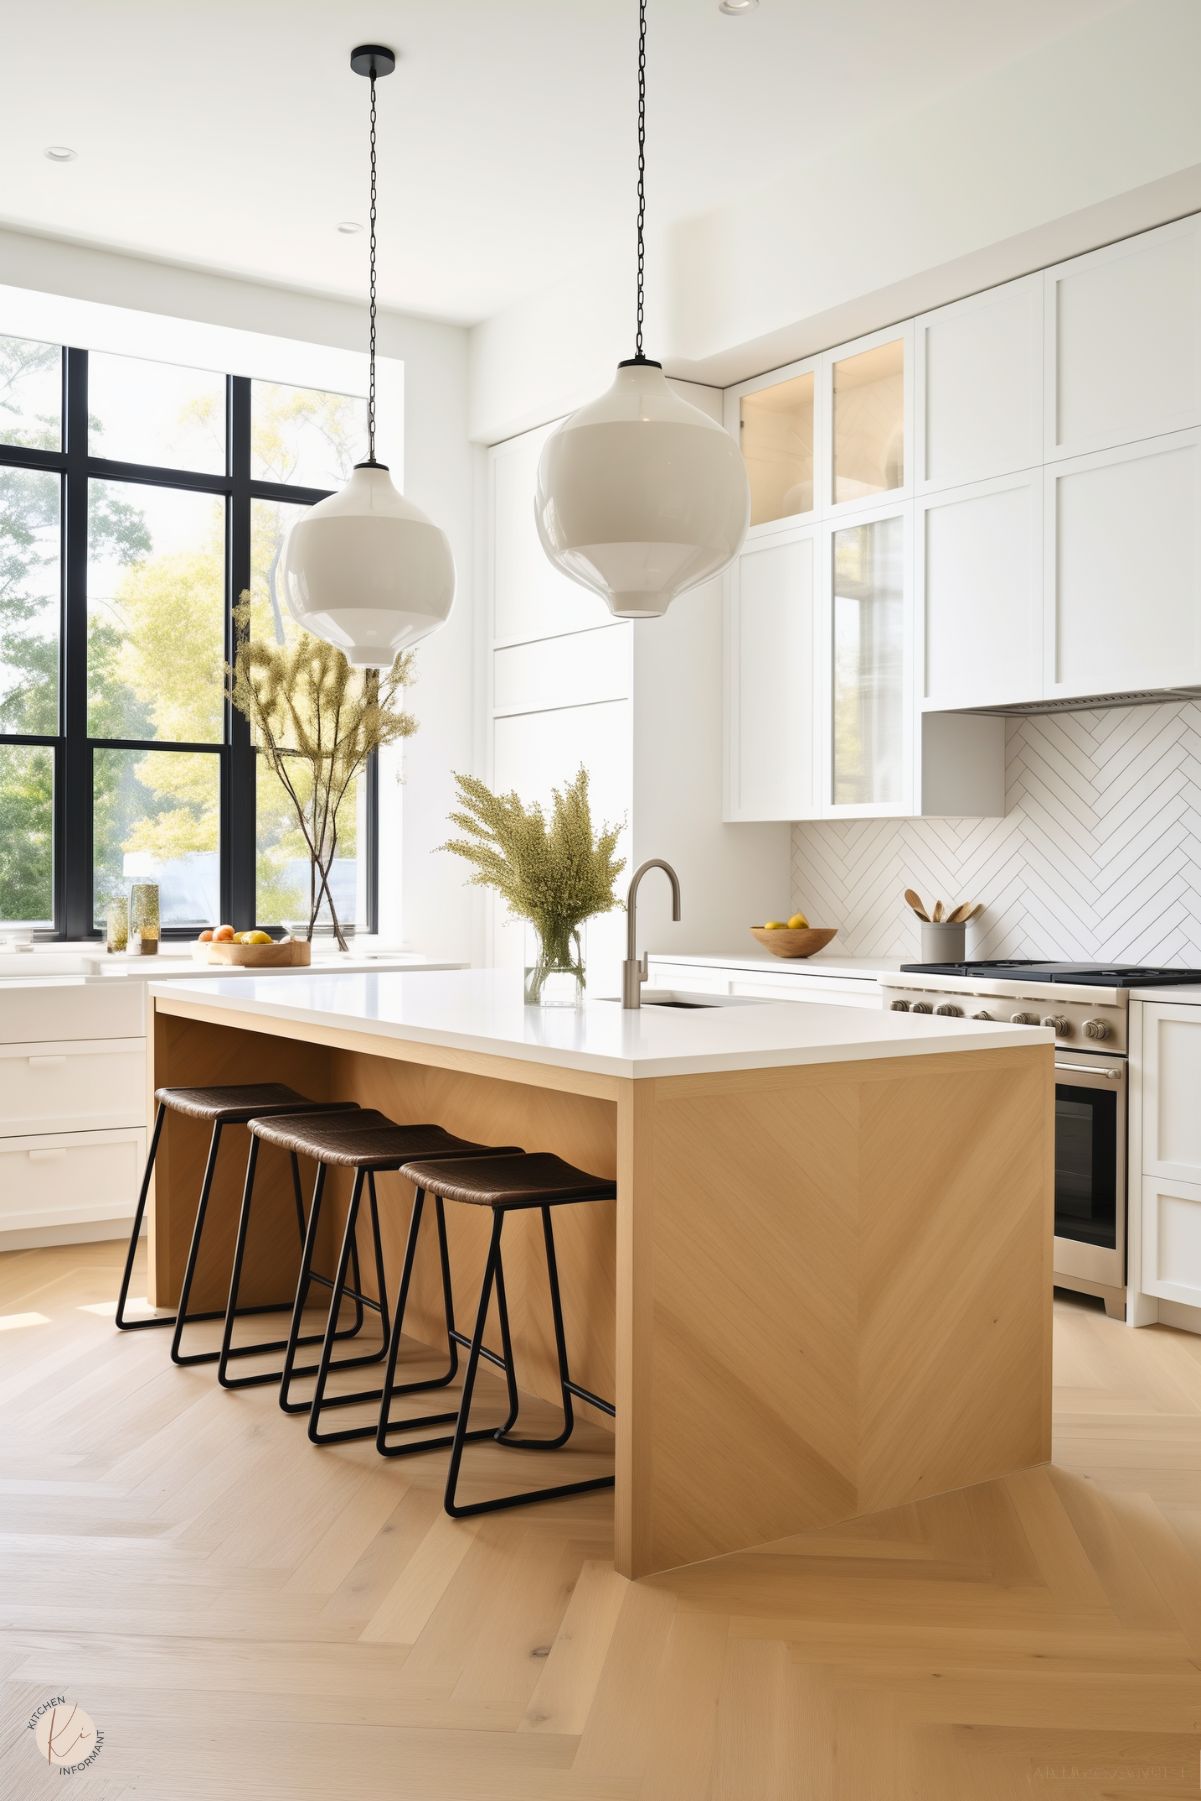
[621,859,682,1008]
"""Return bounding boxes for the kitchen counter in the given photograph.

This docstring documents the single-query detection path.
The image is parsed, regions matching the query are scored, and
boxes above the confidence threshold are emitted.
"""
[648,949,903,980]
[148,967,1053,1579]
[148,967,1050,1081]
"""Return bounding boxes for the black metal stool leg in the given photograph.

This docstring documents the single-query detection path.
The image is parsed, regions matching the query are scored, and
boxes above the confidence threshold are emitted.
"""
[365,1172,392,1356]
[115,1102,169,1329]
[307,1169,367,1440]
[279,1162,329,1413]
[218,1146,370,1391]
[374,1190,471,1454]
[445,1206,615,1519]
[169,1123,226,1366]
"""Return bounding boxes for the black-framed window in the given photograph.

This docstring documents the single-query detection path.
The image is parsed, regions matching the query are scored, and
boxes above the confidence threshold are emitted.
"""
[0,333,378,939]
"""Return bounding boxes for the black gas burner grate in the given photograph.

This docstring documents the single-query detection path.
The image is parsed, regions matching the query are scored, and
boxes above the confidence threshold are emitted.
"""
[899,960,1201,987]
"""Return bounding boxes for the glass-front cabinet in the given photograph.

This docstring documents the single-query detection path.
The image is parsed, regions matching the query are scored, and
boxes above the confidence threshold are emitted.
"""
[822,504,911,815]
[739,368,816,527]
[826,324,911,515]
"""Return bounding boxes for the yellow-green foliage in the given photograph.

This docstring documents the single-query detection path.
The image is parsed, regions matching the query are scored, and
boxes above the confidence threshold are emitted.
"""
[227,595,417,947]
[441,767,625,942]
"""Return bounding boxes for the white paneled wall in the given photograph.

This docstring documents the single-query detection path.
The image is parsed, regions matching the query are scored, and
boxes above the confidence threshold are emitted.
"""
[792,699,1201,964]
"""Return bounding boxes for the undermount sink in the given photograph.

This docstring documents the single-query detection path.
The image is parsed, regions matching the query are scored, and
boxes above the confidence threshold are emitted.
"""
[597,989,763,1009]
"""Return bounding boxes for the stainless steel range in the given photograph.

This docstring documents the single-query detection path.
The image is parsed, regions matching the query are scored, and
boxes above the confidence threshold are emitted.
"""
[878,961,1201,1320]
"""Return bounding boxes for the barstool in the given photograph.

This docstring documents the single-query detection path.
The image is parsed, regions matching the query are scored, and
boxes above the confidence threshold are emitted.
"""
[374,1150,617,1518]
[238,1110,520,1423]
[217,1108,398,1392]
[114,1085,358,1371]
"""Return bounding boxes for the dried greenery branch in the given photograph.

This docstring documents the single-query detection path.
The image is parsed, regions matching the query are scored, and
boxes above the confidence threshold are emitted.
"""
[440,767,625,993]
[227,594,417,948]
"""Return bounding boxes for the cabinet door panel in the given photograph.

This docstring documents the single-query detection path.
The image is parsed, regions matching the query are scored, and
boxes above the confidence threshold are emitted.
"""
[724,532,816,821]
[491,425,611,642]
[734,364,818,531]
[1045,431,1201,697]
[1140,1002,1201,1183]
[490,701,631,980]
[916,274,1042,492]
[918,473,1042,710]
[1141,1175,1201,1308]
[823,325,913,517]
[821,506,912,816]
[1047,217,1201,459]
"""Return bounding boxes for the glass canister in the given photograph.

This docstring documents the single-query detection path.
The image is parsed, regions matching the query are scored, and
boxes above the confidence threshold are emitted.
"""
[129,881,160,955]
[104,895,129,953]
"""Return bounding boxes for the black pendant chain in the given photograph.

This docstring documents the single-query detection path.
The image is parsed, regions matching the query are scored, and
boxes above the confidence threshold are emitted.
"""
[367,69,379,464]
[634,0,647,360]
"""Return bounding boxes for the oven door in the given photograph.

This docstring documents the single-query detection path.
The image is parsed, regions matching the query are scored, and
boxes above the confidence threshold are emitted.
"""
[1053,1053,1126,1287]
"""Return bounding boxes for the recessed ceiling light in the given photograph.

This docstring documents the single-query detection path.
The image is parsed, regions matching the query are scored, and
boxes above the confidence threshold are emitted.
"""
[43,145,78,162]
[718,0,758,12]
[336,220,364,234]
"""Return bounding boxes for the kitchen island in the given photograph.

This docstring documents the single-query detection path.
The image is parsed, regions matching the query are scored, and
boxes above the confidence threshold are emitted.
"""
[147,969,1054,1579]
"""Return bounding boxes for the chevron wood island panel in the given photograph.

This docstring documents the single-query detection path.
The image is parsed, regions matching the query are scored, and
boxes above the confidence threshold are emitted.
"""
[148,998,1052,1581]
[0,1247,1197,1799]
[793,696,1201,964]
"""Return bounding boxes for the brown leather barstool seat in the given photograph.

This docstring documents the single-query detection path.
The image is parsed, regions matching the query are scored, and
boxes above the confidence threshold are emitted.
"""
[114,1085,360,1373]
[257,1111,522,1431]
[374,1150,617,1519]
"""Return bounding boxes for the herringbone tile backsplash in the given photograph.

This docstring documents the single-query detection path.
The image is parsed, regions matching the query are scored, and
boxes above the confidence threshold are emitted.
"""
[792,700,1201,964]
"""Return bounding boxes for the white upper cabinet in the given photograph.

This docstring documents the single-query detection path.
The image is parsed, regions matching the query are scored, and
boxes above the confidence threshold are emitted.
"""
[818,503,912,816]
[1045,428,1201,698]
[727,356,820,537]
[915,275,1042,493]
[823,325,912,518]
[724,528,817,821]
[1046,217,1201,461]
[917,471,1042,712]
[490,423,611,643]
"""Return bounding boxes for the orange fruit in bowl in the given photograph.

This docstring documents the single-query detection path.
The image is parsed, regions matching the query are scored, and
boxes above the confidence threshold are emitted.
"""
[198,928,214,943]
[213,924,235,942]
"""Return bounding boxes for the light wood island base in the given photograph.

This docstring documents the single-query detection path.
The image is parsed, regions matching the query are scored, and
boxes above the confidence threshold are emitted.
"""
[150,996,1053,1579]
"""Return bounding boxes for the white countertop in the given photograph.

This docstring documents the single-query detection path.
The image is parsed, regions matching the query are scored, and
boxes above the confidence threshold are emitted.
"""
[0,950,463,986]
[1131,984,1201,1003]
[149,967,1052,1080]
[648,950,902,980]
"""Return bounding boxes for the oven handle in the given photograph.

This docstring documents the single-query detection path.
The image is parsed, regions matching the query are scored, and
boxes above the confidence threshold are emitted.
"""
[1056,1061,1122,1079]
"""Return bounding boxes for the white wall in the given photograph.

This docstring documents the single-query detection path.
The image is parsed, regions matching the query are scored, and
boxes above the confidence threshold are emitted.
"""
[0,229,480,962]
[470,0,1201,443]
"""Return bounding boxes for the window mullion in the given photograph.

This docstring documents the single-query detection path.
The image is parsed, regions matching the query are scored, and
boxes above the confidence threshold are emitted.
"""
[61,347,92,939]
[227,375,254,928]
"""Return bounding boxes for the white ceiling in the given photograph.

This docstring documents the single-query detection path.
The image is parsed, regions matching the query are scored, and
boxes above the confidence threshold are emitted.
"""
[0,0,1131,326]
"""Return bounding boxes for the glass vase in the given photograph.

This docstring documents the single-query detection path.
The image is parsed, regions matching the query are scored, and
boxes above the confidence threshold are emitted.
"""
[104,896,129,954]
[129,881,160,955]
[523,921,586,1008]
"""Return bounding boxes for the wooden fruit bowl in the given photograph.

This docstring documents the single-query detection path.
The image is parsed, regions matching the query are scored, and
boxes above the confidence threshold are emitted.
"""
[194,939,312,968]
[749,926,838,959]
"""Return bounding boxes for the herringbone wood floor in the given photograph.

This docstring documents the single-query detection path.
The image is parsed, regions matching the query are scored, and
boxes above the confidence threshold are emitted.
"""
[1,1240,1199,1800]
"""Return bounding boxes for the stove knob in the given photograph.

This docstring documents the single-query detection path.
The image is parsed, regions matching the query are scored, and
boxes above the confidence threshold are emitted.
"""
[889,999,911,1011]
[910,1001,933,1014]
[1010,1011,1040,1025]
[1042,1015,1071,1035]
[935,1003,963,1017]
[973,1010,993,1021]
[1083,1018,1112,1041]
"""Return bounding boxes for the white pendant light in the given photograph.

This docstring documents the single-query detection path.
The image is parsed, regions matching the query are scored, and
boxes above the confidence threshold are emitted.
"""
[535,0,748,620]
[283,45,455,667]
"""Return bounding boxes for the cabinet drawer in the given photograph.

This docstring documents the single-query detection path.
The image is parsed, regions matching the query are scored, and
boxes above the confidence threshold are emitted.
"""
[0,1038,146,1137]
[0,1129,145,1234]
[0,980,144,1045]
[1141,1175,1201,1309]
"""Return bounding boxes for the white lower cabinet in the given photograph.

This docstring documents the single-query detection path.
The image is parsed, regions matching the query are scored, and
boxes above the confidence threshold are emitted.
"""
[1141,1176,1201,1309]
[0,1129,146,1235]
[0,1038,145,1138]
[1133,1000,1201,1325]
